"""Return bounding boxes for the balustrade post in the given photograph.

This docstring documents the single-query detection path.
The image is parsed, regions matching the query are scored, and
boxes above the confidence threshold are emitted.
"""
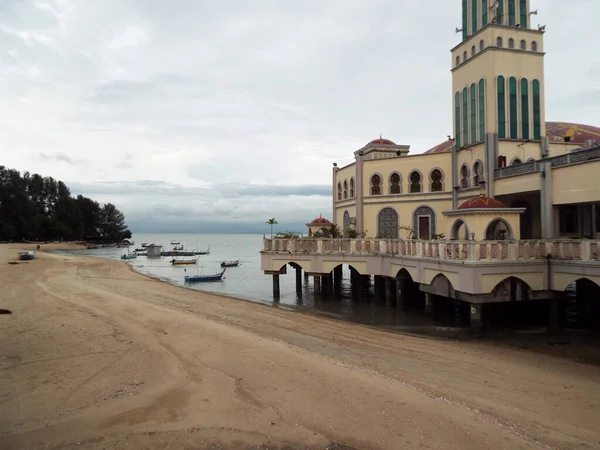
[469,242,477,262]
[316,240,323,254]
[582,240,590,261]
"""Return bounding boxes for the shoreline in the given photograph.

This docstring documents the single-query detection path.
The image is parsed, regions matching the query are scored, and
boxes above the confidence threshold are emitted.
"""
[2,243,600,449]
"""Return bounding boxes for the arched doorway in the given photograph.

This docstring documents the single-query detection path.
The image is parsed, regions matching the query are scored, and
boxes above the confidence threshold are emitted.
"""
[485,218,513,240]
[413,206,435,240]
[378,207,399,238]
[450,219,470,240]
[511,200,532,239]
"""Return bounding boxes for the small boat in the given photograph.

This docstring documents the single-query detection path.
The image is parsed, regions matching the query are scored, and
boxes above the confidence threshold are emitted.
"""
[87,244,100,249]
[134,248,146,252]
[172,244,183,251]
[221,260,240,267]
[141,243,149,248]
[136,251,147,256]
[171,257,199,266]
[196,245,210,255]
[185,268,226,282]
[121,252,137,260]
[171,241,180,245]
[18,251,35,261]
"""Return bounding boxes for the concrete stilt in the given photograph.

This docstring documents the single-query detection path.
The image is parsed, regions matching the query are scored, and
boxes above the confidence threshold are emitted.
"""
[396,279,406,310]
[425,293,434,316]
[314,276,321,294]
[470,303,483,331]
[272,274,280,300]
[385,278,395,307]
[295,267,302,293]
[333,266,342,296]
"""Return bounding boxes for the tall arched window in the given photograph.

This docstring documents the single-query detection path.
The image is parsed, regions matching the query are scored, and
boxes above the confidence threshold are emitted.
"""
[343,180,348,199]
[349,178,355,197]
[473,160,484,186]
[370,174,381,195]
[482,0,488,26]
[472,0,478,33]
[409,171,422,193]
[470,83,477,143]
[462,87,469,145]
[463,51,468,62]
[479,39,484,51]
[337,182,342,201]
[520,0,528,28]
[497,37,503,48]
[496,0,505,24]
[471,45,476,57]
[520,39,526,50]
[508,38,515,49]
[389,173,401,194]
[508,0,516,26]
[532,79,541,140]
[378,208,399,239]
[531,41,538,52]
[462,0,468,40]
[509,77,518,139]
[521,78,530,139]
[460,164,470,189]
[430,169,443,192]
[497,76,506,138]
[456,55,460,66]
[478,78,486,139]
[455,92,461,148]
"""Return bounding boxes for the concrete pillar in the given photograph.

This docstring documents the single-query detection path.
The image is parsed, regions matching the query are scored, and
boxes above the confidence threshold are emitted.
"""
[272,274,280,299]
[470,303,483,332]
[385,278,395,307]
[295,267,302,293]
[396,279,406,310]
[304,271,309,281]
[314,276,321,294]
[540,161,554,238]
[333,266,342,296]
[592,204,597,238]
[350,267,358,286]
[425,293,434,316]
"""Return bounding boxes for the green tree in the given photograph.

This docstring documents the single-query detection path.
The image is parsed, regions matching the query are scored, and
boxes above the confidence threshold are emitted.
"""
[266,218,278,238]
[100,203,130,241]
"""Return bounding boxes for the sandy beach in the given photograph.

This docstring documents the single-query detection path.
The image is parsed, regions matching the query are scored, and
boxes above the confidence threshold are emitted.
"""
[1,244,599,449]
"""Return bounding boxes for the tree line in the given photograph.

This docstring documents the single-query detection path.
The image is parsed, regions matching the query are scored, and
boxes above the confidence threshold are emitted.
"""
[0,166,131,242]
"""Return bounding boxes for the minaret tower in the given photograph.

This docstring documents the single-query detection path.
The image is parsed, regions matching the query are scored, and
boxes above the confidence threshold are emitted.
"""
[451,1,546,151]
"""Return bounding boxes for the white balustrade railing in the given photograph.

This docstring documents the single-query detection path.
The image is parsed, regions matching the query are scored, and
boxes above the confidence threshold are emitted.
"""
[262,238,600,263]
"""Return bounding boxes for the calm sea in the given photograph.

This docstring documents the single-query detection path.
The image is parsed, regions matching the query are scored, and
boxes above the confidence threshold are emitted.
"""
[58,233,444,332]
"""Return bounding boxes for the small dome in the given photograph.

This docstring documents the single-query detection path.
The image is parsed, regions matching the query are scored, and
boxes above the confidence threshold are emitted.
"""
[311,215,331,224]
[368,137,396,146]
[458,196,505,210]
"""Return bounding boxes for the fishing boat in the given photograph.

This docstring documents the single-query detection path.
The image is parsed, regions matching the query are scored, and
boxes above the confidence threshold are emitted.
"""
[141,243,149,248]
[172,244,183,251]
[196,245,210,255]
[136,251,147,256]
[121,252,137,260]
[171,241,180,245]
[184,268,226,282]
[87,244,100,249]
[171,257,199,266]
[18,251,35,261]
[220,260,240,267]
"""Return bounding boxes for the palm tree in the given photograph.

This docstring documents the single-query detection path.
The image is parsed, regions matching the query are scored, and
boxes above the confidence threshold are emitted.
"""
[266,218,278,237]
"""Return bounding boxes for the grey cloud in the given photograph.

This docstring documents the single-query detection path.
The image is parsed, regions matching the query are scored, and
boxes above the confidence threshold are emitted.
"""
[39,152,84,166]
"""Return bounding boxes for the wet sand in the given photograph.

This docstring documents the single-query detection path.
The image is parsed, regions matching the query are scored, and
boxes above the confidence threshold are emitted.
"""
[1,243,600,449]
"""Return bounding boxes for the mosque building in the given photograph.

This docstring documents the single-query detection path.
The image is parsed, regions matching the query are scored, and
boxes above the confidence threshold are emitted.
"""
[332,0,600,242]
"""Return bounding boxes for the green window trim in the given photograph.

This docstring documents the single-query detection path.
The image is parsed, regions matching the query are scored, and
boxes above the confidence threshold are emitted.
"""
[509,77,518,139]
[508,0,516,26]
[497,76,506,138]
[479,79,486,139]
[463,87,469,145]
[497,0,504,25]
[521,78,530,140]
[532,80,541,140]
[482,0,488,26]
[520,0,528,28]
[462,0,468,40]
[470,83,477,143]
[472,0,478,34]
[455,92,461,148]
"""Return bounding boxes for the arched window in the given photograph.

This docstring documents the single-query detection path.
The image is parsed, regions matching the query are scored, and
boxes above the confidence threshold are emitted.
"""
[511,158,522,166]
[378,208,399,239]
[497,76,506,138]
[389,172,401,194]
[343,180,348,199]
[409,171,422,193]
[473,160,484,186]
[532,79,541,140]
[455,92,461,148]
[479,39,484,51]
[520,39,526,50]
[471,45,476,57]
[462,87,469,145]
[508,38,515,49]
[520,0,528,28]
[462,0,468,40]
[337,182,342,201]
[497,37,503,48]
[531,41,538,52]
[485,218,513,240]
[370,174,381,195]
[508,0,516,26]
[463,51,468,62]
[349,178,355,197]
[430,169,443,192]
[509,77,518,139]
[460,164,470,189]
[470,83,477,143]
[521,78,530,139]
[478,78,486,139]
[413,206,436,240]
[343,211,350,235]
[456,55,460,66]
[472,0,478,33]
[482,0,488,26]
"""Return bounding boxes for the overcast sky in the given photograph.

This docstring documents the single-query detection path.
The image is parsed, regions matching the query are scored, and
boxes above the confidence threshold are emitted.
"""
[1,0,599,233]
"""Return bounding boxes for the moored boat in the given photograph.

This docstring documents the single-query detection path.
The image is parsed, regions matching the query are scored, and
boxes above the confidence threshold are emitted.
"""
[220,260,240,267]
[121,252,137,260]
[171,257,199,266]
[184,268,226,282]
[18,251,35,261]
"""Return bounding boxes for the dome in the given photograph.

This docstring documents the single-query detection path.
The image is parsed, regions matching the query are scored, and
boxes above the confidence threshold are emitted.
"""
[425,121,600,154]
[311,215,331,224]
[458,196,506,210]
[368,137,396,146]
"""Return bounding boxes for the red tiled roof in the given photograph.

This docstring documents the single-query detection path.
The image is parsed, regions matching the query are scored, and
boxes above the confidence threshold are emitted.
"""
[458,196,506,210]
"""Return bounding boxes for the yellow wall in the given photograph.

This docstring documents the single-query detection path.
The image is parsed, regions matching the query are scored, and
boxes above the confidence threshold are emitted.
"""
[497,141,541,165]
[334,205,356,230]
[334,163,357,201]
[547,142,583,158]
[362,152,451,197]
[494,172,540,196]
[552,161,600,205]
